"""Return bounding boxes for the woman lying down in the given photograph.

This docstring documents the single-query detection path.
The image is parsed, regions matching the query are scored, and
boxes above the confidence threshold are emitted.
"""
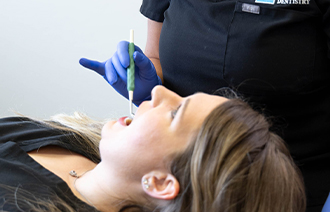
[0,86,306,212]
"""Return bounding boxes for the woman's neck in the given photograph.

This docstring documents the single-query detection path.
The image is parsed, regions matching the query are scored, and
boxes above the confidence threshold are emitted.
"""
[28,145,98,205]
[74,162,140,211]
[28,145,146,211]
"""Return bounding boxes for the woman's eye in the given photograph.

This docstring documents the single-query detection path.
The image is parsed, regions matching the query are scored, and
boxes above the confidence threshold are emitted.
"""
[171,110,178,119]
[171,105,181,119]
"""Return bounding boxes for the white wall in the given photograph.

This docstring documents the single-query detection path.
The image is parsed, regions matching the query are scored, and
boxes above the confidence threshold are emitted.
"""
[0,0,146,119]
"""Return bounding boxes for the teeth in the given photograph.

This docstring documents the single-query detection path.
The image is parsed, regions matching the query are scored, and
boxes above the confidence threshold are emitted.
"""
[124,117,132,126]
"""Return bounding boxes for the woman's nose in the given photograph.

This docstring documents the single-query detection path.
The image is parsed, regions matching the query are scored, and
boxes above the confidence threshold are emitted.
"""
[150,85,181,107]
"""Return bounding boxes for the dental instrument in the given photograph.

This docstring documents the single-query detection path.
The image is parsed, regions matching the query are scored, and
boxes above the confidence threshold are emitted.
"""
[127,29,135,118]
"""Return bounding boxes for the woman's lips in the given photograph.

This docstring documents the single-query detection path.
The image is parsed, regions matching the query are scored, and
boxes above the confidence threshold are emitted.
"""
[118,116,132,126]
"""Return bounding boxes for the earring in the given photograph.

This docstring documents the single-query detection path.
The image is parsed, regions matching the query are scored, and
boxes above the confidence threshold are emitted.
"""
[143,179,150,189]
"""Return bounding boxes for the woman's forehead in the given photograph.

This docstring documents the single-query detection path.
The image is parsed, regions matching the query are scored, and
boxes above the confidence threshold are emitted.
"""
[181,93,228,125]
[188,92,228,107]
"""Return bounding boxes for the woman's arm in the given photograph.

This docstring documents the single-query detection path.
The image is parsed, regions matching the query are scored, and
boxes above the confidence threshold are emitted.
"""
[144,19,163,83]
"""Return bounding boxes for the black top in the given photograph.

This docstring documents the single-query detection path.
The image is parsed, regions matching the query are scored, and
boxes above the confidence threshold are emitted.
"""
[0,117,97,211]
[140,0,330,211]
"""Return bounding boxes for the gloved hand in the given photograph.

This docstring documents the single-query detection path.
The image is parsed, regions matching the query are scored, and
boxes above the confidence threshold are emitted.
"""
[79,41,162,106]
[322,193,330,212]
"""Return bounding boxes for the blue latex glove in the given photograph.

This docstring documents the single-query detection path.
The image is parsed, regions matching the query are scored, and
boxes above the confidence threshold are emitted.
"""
[322,193,330,212]
[79,41,162,106]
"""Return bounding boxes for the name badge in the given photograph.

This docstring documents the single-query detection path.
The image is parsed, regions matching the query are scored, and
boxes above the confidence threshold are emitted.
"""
[242,3,260,14]
[255,0,275,4]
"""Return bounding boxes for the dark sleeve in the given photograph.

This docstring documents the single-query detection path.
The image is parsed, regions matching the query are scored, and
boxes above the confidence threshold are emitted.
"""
[0,117,101,163]
[140,0,170,22]
[0,117,73,152]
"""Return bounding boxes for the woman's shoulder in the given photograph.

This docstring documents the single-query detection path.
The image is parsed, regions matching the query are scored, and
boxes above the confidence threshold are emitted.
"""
[0,116,75,151]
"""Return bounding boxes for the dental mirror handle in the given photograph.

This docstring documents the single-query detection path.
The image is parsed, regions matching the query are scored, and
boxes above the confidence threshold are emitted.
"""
[127,29,135,117]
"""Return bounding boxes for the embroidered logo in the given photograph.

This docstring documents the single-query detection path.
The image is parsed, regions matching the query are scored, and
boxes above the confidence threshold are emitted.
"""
[276,0,310,4]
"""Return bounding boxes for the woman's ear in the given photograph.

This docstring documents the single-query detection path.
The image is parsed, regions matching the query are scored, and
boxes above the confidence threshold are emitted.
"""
[141,171,180,200]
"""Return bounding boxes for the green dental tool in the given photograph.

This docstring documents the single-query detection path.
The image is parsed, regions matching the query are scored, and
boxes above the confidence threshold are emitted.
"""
[127,29,135,117]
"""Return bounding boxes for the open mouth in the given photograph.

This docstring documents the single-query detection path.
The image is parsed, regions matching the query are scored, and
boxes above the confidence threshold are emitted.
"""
[118,116,133,126]
[124,117,133,126]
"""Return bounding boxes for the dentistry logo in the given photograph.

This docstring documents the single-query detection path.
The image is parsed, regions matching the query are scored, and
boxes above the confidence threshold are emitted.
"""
[277,0,310,4]
[255,0,310,4]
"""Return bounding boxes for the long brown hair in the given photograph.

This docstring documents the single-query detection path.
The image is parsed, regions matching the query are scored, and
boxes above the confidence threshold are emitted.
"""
[1,99,306,211]
[162,99,306,212]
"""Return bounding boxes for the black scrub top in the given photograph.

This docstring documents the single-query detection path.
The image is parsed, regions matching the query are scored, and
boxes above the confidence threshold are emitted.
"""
[0,117,98,211]
[141,0,330,211]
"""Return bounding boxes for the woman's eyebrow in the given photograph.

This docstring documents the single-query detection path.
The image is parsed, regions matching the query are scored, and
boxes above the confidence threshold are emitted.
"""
[177,98,191,122]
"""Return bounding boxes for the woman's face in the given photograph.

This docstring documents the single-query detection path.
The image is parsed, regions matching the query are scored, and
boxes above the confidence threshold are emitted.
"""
[99,86,228,181]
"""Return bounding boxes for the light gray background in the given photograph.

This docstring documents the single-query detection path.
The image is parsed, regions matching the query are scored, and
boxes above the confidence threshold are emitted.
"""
[0,0,146,119]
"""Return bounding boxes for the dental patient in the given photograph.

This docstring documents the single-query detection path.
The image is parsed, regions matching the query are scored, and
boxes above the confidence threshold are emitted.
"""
[0,86,306,212]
